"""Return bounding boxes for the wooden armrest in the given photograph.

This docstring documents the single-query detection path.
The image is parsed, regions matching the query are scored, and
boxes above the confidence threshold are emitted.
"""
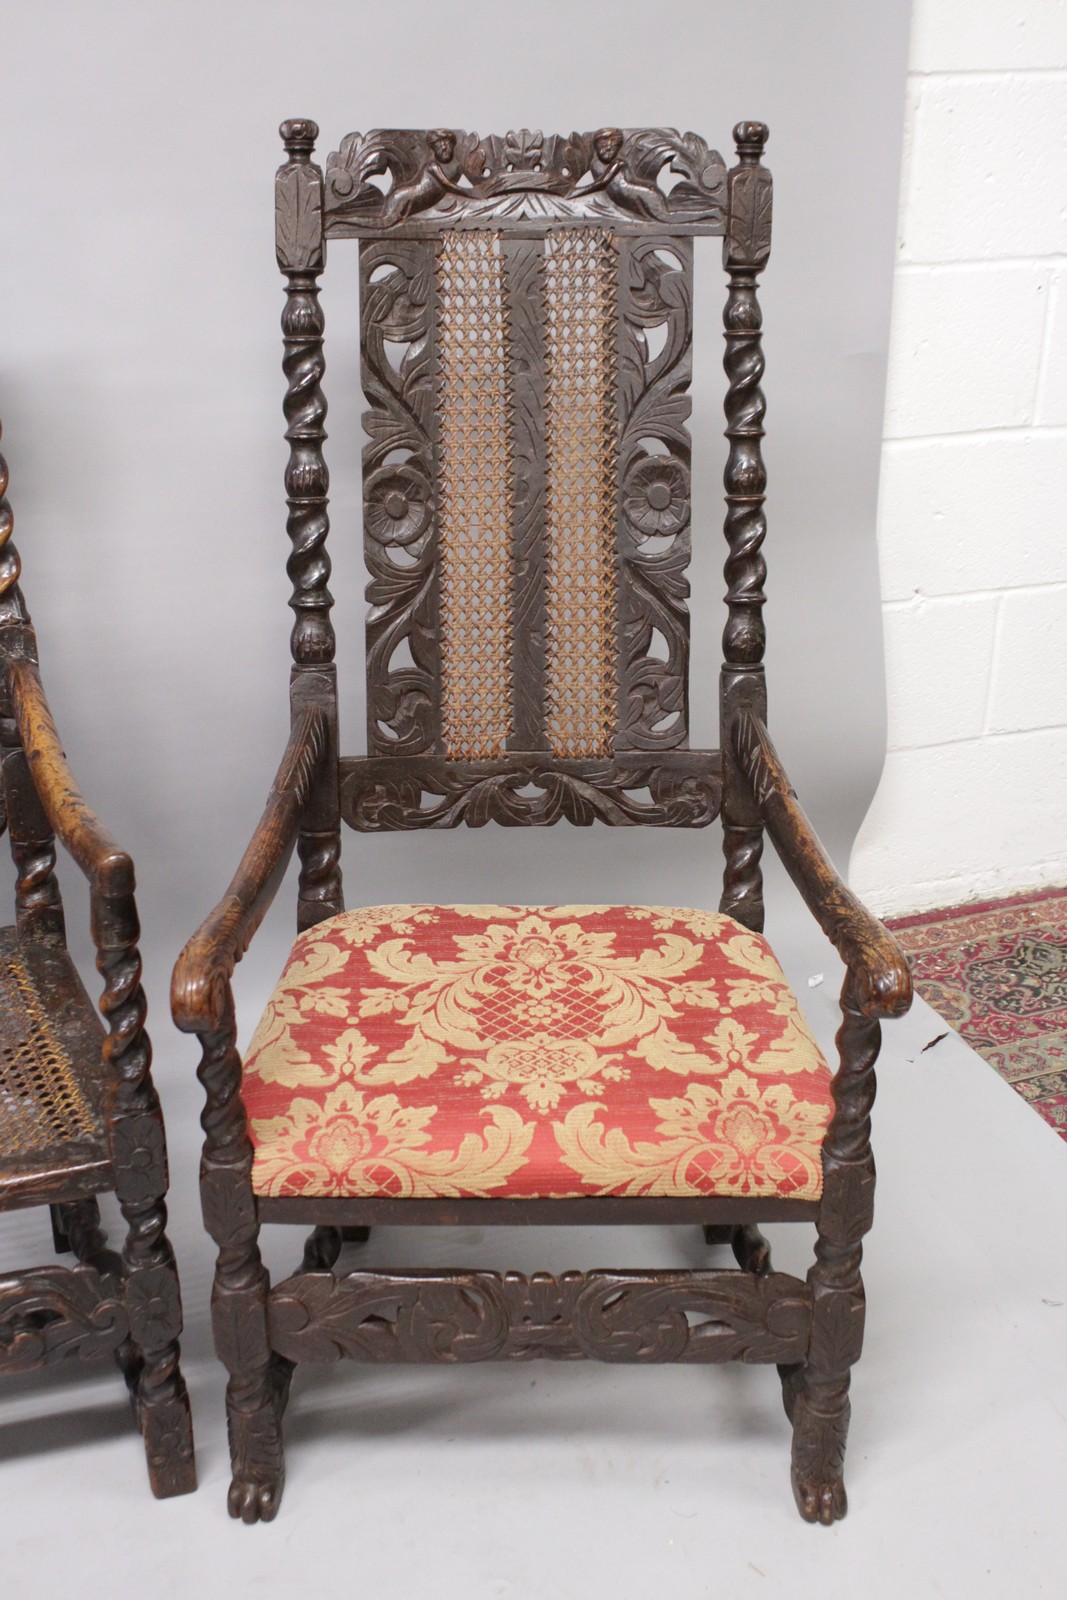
[171,704,329,1034]
[732,711,912,1020]
[7,657,133,898]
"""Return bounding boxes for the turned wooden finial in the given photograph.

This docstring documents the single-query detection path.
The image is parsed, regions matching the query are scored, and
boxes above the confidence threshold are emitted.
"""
[733,121,769,162]
[279,119,319,159]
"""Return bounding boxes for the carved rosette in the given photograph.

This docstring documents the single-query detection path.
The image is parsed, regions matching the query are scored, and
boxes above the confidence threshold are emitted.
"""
[616,235,693,750]
[360,239,438,755]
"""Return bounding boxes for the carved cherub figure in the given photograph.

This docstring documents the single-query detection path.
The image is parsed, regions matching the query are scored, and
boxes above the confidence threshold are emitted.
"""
[380,129,471,224]
[585,126,671,220]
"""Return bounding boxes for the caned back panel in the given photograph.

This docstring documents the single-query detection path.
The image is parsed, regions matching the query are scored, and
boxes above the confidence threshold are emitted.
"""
[314,127,743,829]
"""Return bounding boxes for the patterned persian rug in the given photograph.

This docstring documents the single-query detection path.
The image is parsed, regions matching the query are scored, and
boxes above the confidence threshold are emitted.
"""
[888,887,1067,1142]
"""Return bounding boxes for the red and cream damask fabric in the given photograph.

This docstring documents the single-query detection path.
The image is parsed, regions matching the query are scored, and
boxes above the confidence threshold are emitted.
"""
[242,905,834,1202]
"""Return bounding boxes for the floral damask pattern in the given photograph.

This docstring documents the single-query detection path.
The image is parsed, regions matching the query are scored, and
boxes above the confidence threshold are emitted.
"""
[250,1087,531,1200]
[242,904,834,1199]
[554,1073,827,1199]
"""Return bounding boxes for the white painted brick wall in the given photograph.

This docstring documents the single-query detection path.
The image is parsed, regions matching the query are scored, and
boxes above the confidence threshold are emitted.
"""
[850,1,1067,916]
[883,264,1051,436]
[1038,268,1067,418]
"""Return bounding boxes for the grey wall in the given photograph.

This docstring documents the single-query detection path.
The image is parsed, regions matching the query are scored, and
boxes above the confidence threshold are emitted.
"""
[0,0,910,1079]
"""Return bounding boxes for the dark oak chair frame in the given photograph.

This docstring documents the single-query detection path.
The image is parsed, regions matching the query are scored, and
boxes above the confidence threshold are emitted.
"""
[172,119,911,1525]
[0,432,195,1498]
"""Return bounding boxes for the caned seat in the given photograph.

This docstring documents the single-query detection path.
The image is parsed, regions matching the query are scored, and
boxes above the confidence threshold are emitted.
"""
[243,905,832,1202]
[0,928,110,1206]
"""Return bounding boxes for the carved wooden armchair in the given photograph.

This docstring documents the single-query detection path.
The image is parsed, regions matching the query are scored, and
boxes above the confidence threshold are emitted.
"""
[172,119,911,1525]
[0,431,195,1497]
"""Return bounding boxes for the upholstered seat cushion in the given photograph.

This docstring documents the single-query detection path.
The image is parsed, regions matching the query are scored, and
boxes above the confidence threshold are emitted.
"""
[242,904,834,1203]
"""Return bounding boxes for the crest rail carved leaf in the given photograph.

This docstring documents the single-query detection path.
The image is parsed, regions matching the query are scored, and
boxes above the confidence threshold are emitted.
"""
[325,127,728,234]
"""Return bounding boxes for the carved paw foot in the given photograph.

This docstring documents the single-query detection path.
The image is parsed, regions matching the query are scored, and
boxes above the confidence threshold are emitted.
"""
[792,1469,847,1525]
[228,1472,284,1524]
[227,1391,286,1522]
[790,1381,850,1524]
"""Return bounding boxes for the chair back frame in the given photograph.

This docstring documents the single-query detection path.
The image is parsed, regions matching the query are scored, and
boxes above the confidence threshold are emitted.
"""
[274,120,772,934]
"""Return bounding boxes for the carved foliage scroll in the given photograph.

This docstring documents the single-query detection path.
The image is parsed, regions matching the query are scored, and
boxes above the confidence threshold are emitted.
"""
[268,1267,811,1365]
[325,128,727,234]
[616,236,693,751]
[339,752,719,830]
[0,1265,127,1374]
[276,163,324,272]
[360,239,438,755]
[276,118,325,272]
[725,122,773,271]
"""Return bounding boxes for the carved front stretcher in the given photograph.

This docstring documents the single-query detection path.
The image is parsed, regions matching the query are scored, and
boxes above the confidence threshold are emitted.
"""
[267,1267,812,1365]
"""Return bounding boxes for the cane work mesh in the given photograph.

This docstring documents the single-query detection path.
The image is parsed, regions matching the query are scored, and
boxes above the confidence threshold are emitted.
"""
[0,943,100,1159]
[542,229,620,759]
[435,231,514,761]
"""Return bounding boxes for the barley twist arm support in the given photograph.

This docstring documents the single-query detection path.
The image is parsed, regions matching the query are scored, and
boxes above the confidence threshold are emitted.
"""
[731,711,912,1020]
[171,705,330,1036]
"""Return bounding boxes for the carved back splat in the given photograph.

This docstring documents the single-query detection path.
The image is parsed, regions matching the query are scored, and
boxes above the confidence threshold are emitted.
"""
[274,123,773,837]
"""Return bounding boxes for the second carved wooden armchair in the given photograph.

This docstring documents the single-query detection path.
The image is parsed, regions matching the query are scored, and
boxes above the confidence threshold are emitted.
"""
[0,429,195,1496]
[172,118,912,1525]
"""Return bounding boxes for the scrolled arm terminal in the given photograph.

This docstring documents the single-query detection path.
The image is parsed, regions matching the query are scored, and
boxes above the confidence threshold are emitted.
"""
[731,711,912,1020]
[172,705,329,1033]
[7,656,134,899]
